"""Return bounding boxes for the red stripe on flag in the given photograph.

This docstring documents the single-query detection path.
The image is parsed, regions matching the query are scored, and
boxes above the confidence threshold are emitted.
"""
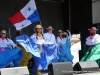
[8,11,26,25]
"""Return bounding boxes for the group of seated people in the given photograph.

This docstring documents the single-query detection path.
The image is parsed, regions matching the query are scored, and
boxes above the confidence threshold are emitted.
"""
[1,24,100,75]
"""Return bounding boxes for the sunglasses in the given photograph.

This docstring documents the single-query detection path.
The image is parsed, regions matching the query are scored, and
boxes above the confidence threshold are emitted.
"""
[2,33,6,34]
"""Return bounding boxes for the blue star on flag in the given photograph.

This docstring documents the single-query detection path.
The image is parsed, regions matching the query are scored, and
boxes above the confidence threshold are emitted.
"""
[28,7,31,12]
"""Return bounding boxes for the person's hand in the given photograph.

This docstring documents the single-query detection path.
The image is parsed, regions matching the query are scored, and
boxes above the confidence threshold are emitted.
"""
[15,45,18,48]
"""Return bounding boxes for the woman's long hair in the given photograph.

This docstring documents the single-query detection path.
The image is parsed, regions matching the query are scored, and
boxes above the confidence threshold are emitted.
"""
[35,28,44,39]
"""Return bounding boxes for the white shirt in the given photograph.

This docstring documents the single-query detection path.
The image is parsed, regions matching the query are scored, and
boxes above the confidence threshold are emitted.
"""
[71,42,81,52]
[44,32,56,44]
[30,33,45,44]
[56,31,71,45]
[56,37,65,45]
[0,38,16,48]
[86,34,100,46]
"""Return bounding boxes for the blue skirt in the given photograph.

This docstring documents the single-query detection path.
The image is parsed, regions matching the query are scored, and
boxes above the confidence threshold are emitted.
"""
[32,44,61,72]
[0,47,23,68]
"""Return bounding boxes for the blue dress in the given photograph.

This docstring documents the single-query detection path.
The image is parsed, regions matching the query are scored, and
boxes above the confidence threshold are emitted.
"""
[15,34,61,72]
[0,47,23,68]
[32,44,61,72]
[58,37,74,63]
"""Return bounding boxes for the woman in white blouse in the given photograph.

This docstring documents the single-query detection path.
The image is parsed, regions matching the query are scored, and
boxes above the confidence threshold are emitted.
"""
[0,30,16,48]
[56,30,64,45]
[0,30,22,68]
[57,30,71,45]
[30,24,45,75]
[30,24,45,44]
[58,30,74,63]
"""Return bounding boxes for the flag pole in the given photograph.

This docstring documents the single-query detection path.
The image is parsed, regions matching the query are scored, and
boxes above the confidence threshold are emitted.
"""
[39,21,43,53]
[40,21,43,33]
[40,21,42,25]
[9,27,11,39]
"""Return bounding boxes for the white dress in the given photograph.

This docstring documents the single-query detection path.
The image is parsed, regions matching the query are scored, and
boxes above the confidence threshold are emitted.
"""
[71,42,81,66]
[0,38,16,48]
[44,32,56,44]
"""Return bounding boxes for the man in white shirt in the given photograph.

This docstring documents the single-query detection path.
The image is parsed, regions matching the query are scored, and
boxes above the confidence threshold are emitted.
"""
[44,26,56,44]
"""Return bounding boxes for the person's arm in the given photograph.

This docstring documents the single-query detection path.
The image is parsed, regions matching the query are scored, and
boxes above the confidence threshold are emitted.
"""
[56,37,59,44]
[66,30,71,39]
[14,36,20,45]
[43,33,47,41]
[8,39,16,48]
[54,35,57,44]
[56,37,62,45]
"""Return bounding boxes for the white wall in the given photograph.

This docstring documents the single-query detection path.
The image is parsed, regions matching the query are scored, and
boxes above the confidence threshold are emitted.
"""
[92,0,100,24]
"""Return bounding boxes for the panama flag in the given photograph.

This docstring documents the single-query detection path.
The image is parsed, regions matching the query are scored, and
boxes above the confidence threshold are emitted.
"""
[8,0,40,30]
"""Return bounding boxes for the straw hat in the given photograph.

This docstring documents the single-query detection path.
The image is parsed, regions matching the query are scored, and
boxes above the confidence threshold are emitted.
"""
[63,32,68,36]
[58,30,63,33]
[46,26,54,30]
[88,27,98,31]
[0,30,7,34]
[35,24,42,28]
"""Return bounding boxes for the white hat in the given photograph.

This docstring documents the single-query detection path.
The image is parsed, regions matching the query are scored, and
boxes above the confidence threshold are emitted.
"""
[63,32,67,36]
[1,30,7,34]
[58,30,63,33]
[46,26,54,30]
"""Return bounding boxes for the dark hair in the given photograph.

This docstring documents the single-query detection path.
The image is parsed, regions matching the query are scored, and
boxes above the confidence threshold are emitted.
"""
[16,31,22,36]
[35,29,44,39]
[36,32,44,39]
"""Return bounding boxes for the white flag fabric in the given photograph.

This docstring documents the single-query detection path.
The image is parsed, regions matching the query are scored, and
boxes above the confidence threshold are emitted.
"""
[8,0,40,30]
